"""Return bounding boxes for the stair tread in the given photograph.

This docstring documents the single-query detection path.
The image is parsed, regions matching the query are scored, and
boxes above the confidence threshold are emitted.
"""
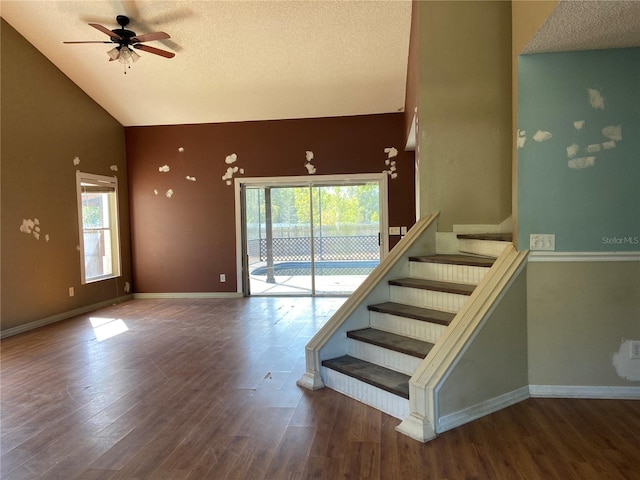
[409,254,495,267]
[347,328,434,358]
[322,355,409,399]
[368,302,455,326]
[457,233,513,242]
[389,277,476,295]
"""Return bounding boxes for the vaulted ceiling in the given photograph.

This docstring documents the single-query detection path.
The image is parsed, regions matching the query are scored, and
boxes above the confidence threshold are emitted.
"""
[1,0,412,126]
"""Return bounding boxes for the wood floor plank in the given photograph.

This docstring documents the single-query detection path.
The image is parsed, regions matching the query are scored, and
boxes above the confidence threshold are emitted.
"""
[264,426,317,479]
[0,464,41,480]
[300,454,343,479]
[1,297,639,480]
[338,440,381,479]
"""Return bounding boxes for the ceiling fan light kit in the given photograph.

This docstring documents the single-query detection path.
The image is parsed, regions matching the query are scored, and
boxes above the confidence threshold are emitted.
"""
[64,15,174,74]
[107,46,141,65]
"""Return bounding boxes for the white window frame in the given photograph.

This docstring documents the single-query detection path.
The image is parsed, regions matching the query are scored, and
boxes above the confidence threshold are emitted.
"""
[76,171,121,284]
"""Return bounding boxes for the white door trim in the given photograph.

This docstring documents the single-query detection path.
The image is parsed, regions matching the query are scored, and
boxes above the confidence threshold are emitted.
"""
[234,173,389,294]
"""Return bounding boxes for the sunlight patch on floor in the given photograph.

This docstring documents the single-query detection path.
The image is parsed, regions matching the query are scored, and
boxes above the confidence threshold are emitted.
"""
[89,317,128,341]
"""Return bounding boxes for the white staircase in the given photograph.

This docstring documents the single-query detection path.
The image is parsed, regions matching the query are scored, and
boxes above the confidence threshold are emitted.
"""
[320,240,506,419]
[298,214,529,443]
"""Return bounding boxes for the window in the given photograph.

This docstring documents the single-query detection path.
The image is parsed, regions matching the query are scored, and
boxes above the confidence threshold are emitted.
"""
[76,172,121,284]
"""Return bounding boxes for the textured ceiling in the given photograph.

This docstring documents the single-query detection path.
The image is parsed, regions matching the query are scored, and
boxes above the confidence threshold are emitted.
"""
[523,0,640,54]
[1,0,411,126]
[2,1,639,128]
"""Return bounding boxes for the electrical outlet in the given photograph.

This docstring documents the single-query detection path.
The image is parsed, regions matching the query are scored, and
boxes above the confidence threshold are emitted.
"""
[69,287,74,297]
[631,341,640,359]
[530,234,555,251]
[220,274,226,283]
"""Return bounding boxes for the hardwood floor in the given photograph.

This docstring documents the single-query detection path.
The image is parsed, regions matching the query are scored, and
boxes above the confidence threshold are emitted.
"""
[1,298,639,479]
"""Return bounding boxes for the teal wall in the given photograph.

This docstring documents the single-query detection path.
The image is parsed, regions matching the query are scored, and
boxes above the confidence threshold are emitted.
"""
[518,48,640,252]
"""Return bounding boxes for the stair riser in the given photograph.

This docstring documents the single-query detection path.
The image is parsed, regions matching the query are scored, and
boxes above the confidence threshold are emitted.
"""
[322,367,410,419]
[458,239,507,258]
[390,286,468,313]
[409,262,489,285]
[369,311,447,344]
[347,338,422,376]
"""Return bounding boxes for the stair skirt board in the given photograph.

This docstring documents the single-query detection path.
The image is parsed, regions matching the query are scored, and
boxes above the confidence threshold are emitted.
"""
[390,286,468,313]
[409,262,489,285]
[322,367,410,419]
[347,339,423,376]
[435,386,531,434]
[369,311,447,345]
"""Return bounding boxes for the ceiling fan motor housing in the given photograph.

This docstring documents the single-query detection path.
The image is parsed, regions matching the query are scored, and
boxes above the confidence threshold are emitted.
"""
[111,28,136,45]
[111,15,135,44]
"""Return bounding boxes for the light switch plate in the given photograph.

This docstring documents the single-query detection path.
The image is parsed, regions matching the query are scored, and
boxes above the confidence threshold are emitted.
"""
[530,234,555,251]
[389,226,401,236]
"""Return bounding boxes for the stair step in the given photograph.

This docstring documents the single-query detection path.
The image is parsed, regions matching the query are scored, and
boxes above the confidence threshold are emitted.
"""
[347,328,434,359]
[409,254,495,268]
[322,355,410,399]
[389,278,476,296]
[457,233,512,257]
[368,302,455,327]
[457,233,512,242]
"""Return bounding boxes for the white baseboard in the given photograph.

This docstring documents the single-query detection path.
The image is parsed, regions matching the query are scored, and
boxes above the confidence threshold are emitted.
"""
[436,386,531,433]
[1,295,133,339]
[133,292,243,299]
[530,384,640,399]
[435,385,638,434]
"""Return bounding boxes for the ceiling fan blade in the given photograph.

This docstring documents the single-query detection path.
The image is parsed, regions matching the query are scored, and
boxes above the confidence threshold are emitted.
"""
[64,41,113,44]
[89,23,122,40]
[131,32,171,43]
[133,44,175,58]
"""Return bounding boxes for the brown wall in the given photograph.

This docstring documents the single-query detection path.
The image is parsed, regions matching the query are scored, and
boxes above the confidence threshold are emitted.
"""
[1,20,131,333]
[126,114,415,294]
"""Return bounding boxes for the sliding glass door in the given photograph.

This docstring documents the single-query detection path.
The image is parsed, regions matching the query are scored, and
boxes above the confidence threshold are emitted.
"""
[311,184,381,295]
[239,175,386,296]
[245,185,313,295]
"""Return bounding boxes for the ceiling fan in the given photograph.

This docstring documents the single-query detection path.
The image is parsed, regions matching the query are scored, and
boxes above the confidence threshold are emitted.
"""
[64,15,175,72]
